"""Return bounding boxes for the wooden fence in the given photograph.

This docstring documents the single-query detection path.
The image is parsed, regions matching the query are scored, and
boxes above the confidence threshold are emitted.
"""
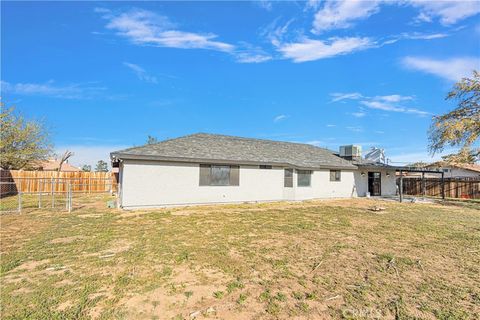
[0,170,118,194]
[400,177,480,199]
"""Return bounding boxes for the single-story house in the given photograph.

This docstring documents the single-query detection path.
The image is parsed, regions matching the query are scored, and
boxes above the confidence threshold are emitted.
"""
[30,159,81,172]
[111,133,398,209]
[425,162,480,178]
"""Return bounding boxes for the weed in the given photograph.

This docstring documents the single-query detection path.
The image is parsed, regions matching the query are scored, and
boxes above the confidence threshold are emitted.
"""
[227,279,244,294]
[292,291,304,300]
[275,292,287,302]
[237,293,248,305]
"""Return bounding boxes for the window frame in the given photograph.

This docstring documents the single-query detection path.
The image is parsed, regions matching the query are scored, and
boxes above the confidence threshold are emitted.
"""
[330,170,341,182]
[199,164,239,186]
[297,169,312,187]
[284,168,293,188]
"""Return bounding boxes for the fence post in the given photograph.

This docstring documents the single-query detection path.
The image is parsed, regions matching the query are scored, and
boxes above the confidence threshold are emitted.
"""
[51,177,54,208]
[18,192,22,213]
[38,179,42,208]
[68,182,72,212]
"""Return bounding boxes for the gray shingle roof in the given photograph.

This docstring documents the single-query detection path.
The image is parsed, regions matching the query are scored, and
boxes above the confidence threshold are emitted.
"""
[111,133,357,169]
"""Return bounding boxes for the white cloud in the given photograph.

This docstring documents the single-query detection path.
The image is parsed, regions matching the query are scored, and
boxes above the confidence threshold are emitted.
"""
[330,92,363,102]
[234,44,272,63]
[402,56,479,81]
[0,80,106,99]
[101,8,271,64]
[262,18,295,47]
[94,7,111,14]
[236,53,272,63]
[346,126,363,132]
[374,94,414,102]
[256,0,273,11]
[408,0,480,25]
[360,100,429,116]
[351,111,366,118]
[326,124,336,127]
[123,62,158,83]
[402,32,448,40]
[330,91,429,116]
[277,37,373,62]
[273,114,288,122]
[304,0,321,12]
[102,8,234,52]
[311,0,381,34]
[56,144,129,168]
[330,92,414,103]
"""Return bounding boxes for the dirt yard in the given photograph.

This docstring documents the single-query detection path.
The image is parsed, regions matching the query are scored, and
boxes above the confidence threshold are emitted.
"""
[1,196,479,319]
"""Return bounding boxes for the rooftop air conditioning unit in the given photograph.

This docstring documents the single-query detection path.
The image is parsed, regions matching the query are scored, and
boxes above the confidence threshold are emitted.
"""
[339,145,362,160]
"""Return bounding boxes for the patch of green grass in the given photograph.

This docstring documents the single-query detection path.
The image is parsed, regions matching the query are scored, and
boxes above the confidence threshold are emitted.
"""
[275,292,287,302]
[292,291,304,300]
[226,278,244,293]
[296,301,309,312]
[266,301,281,315]
[259,289,271,302]
[237,293,248,305]
[213,291,224,299]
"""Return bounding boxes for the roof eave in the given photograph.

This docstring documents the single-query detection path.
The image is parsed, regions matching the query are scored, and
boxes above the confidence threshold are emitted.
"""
[110,152,358,170]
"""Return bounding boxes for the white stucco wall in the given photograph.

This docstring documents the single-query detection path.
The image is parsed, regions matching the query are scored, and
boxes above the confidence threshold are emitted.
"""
[445,168,480,178]
[119,160,362,209]
[353,170,397,197]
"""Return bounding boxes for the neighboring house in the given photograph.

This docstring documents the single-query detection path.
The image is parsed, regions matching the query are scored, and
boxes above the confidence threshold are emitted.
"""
[425,162,480,178]
[31,159,81,172]
[111,133,398,209]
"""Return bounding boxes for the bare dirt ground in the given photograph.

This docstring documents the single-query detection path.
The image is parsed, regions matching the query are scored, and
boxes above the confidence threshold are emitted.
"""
[1,197,479,319]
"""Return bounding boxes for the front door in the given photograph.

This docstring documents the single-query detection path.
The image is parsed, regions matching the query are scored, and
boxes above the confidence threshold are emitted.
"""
[368,172,381,196]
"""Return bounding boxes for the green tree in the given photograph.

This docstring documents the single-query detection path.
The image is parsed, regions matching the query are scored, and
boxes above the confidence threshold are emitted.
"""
[147,135,158,144]
[95,160,108,172]
[0,106,52,169]
[81,164,92,172]
[429,70,480,163]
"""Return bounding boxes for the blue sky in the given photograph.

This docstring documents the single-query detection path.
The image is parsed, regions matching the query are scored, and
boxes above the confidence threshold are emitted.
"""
[2,1,480,167]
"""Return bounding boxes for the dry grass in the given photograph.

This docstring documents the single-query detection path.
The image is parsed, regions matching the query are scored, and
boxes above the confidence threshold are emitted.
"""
[1,197,479,319]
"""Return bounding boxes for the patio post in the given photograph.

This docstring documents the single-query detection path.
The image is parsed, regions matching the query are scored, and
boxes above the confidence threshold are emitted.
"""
[441,171,445,200]
[422,172,426,199]
[399,170,403,203]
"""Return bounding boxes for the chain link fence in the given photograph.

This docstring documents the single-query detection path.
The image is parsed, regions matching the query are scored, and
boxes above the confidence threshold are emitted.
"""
[1,181,72,213]
[0,177,114,214]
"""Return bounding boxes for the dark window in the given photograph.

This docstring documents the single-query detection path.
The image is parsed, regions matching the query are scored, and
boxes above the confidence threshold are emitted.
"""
[199,164,239,186]
[260,165,272,169]
[284,168,293,187]
[297,170,312,187]
[330,170,341,181]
